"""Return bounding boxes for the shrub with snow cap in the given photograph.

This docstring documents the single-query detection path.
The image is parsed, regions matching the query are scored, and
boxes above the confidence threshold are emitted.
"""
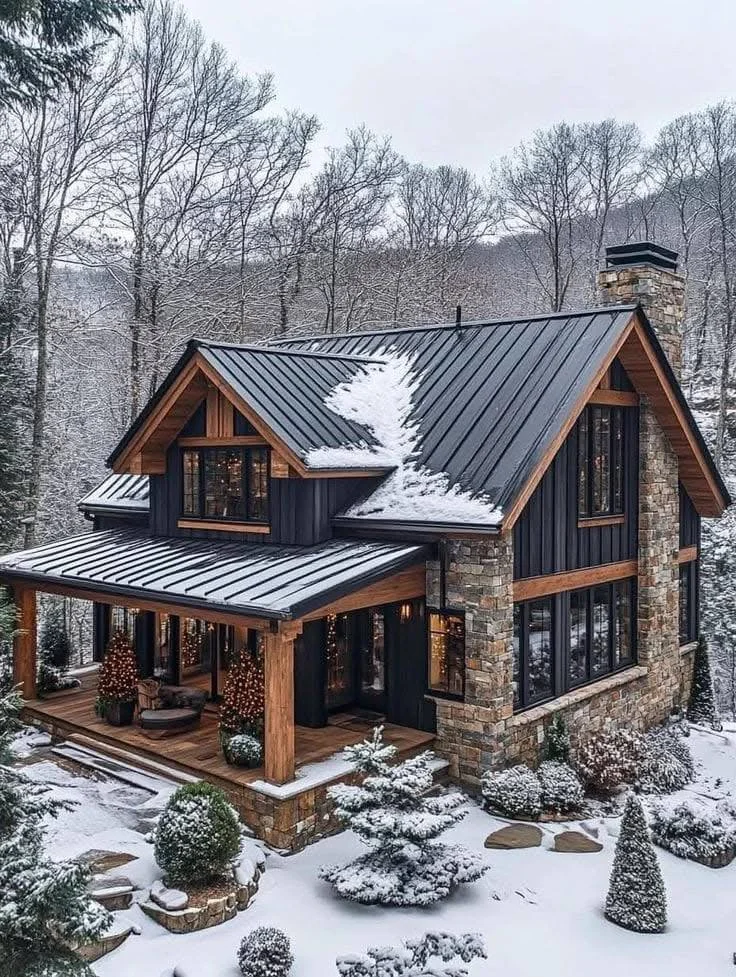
[481,765,542,819]
[575,727,645,794]
[605,793,667,933]
[238,927,293,977]
[154,781,241,886]
[537,761,584,814]
[637,725,694,794]
[223,732,263,768]
[650,800,736,864]
[319,727,486,906]
[336,931,486,977]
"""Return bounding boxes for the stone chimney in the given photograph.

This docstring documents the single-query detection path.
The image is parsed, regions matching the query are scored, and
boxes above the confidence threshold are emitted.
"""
[598,242,686,377]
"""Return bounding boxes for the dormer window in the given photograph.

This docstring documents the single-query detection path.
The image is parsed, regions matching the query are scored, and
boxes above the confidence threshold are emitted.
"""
[182,446,269,523]
[577,405,624,518]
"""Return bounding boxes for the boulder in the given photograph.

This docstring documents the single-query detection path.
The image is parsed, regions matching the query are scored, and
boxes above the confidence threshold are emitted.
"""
[151,879,188,911]
[553,830,604,853]
[484,823,543,849]
[88,875,134,911]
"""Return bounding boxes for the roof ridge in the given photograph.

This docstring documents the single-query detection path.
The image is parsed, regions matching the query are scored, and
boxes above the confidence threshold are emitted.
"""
[192,338,385,364]
[269,304,640,346]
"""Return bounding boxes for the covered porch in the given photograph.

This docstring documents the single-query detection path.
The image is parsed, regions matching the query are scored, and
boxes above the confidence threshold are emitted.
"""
[1,529,433,790]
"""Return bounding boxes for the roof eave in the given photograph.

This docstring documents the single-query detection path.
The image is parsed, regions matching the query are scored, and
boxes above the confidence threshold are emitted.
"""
[332,515,501,538]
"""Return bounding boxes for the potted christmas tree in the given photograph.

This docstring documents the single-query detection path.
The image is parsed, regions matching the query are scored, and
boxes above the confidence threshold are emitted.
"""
[95,630,138,726]
[219,648,265,768]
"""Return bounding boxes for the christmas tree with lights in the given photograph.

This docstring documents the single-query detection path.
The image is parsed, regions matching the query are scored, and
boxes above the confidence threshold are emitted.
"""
[95,629,138,716]
[219,646,265,737]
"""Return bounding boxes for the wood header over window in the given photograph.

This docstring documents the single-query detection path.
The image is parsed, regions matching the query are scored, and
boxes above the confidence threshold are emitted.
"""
[513,559,638,602]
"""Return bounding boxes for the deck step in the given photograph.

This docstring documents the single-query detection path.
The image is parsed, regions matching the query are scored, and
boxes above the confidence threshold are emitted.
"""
[63,734,198,787]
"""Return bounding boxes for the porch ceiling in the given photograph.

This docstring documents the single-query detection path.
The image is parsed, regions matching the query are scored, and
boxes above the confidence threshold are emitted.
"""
[0,529,429,621]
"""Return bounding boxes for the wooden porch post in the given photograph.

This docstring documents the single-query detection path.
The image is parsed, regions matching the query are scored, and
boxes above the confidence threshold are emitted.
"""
[263,624,300,785]
[12,585,37,699]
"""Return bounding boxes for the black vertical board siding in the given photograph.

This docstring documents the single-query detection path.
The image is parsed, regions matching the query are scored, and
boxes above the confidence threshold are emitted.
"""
[92,602,107,662]
[513,405,639,579]
[385,599,435,732]
[294,620,327,727]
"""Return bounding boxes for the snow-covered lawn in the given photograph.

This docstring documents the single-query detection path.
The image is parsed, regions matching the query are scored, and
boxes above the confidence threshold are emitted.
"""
[16,725,736,977]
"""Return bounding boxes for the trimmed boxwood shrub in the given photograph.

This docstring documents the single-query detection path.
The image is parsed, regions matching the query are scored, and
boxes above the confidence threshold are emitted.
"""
[537,760,584,814]
[238,926,293,977]
[481,765,542,819]
[222,732,263,768]
[153,782,241,886]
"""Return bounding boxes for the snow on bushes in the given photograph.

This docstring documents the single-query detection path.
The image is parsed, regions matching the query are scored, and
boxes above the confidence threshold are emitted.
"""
[605,793,667,933]
[687,635,722,729]
[481,765,542,818]
[575,728,646,794]
[238,927,293,977]
[537,761,584,814]
[336,932,486,977]
[154,782,241,886]
[543,714,571,764]
[223,732,263,768]
[649,800,736,864]
[637,725,695,794]
[319,727,486,906]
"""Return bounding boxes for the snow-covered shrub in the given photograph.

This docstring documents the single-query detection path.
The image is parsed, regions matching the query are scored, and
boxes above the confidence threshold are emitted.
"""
[223,732,263,768]
[537,761,584,814]
[650,801,736,864]
[637,725,694,794]
[575,727,645,794]
[605,793,667,933]
[543,714,571,764]
[481,765,542,818]
[336,931,486,977]
[319,727,486,906]
[238,927,293,977]
[688,635,722,729]
[12,950,95,976]
[37,660,79,698]
[154,782,241,886]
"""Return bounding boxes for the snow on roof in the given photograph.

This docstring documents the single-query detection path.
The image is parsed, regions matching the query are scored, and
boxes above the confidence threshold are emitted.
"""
[306,350,503,528]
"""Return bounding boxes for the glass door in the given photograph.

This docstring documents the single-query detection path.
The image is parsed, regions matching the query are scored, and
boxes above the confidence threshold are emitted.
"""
[358,608,387,713]
[325,614,357,711]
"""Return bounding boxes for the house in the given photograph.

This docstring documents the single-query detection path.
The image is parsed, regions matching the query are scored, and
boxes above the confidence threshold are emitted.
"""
[0,242,729,849]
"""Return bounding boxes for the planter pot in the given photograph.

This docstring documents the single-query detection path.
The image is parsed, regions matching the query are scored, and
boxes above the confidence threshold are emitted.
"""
[105,700,136,727]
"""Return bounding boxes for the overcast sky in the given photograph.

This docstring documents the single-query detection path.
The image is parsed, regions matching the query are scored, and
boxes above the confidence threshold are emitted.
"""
[181,0,736,175]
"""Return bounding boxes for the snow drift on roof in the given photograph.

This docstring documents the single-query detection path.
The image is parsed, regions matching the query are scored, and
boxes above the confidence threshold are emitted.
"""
[306,350,503,526]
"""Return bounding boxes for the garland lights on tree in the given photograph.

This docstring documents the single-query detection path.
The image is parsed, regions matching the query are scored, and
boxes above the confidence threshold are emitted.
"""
[95,629,137,712]
[219,645,265,737]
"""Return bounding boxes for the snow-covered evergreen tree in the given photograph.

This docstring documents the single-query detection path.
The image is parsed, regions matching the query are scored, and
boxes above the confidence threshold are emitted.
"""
[687,635,722,729]
[543,714,571,763]
[336,931,486,977]
[319,727,487,906]
[604,793,667,933]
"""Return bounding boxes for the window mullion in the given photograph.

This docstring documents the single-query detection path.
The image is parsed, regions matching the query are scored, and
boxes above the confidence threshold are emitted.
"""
[243,447,250,521]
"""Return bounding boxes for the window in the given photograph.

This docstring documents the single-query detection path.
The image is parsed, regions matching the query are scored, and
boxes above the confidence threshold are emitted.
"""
[428,609,465,698]
[513,579,635,711]
[182,446,269,523]
[578,406,624,517]
[679,561,698,645]
[360,609,386,695]
[110,606,136,645]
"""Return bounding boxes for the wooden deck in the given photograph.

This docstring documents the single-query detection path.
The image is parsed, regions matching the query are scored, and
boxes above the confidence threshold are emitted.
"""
[23,683,435,793]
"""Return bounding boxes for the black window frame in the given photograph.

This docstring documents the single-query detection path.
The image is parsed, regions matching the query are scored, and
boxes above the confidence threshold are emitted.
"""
[427,607,466,701]
[513,578,637,712]
[577,405,625,518]
[679,559,699,645]
[181,445,270,524]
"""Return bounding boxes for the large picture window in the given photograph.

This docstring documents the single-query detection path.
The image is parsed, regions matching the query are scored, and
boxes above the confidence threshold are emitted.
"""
[679,561,698,645]
[182,446,269,523]
[428,609,465,698]
[578,406,624,517]
[513,579,635,711]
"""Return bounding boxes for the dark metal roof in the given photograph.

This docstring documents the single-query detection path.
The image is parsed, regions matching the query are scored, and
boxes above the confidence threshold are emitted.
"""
[78,474,150,515]
[108,340,390,470]
[275,306,640,516]
[0,530,428,620]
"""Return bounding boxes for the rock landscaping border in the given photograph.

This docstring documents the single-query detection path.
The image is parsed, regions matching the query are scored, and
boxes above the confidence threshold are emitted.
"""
[141,863,263,934]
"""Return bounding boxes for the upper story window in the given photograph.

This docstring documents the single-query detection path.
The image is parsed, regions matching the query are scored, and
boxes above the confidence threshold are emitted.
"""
[182,446,269,523]
[578,405,624,517]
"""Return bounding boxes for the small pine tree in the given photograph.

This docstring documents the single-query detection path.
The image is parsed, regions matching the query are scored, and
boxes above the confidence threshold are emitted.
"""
[604,793,667,933]
[319,727,487,906]
[543,714,571,763]
[336,931,486,977]
[220,648,265,737]
[687,635,722,730]
[39,600,72,669]
[95,630,137,713]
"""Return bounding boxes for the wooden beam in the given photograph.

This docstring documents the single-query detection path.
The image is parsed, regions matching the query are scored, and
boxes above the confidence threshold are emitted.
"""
[302,565,426,622]
[678,545,698,564]
[577,513,626,529]
[177,519,271,535]
[263,630,295,784]
[587,389,639,407]
[13,585,37,699]
[177,436,268,448]
[513,559,638,602]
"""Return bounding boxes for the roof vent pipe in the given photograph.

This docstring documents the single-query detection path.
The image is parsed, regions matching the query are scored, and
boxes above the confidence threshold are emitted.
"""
[455,305,462,330]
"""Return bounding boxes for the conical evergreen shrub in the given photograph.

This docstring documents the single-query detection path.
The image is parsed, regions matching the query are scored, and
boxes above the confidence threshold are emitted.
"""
[687,635,722,730]
[605,793,667,933]
[543,714,571,763]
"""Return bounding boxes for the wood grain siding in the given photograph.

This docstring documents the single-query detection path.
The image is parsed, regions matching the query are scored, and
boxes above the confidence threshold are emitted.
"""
[513,403,639,579]
[513,559,638,601]
[264,630,296,784]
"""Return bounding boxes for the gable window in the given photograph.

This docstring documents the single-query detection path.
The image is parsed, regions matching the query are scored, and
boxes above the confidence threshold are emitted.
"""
[428,609,465,698]
[578,406,624,517]
[182,446,269,523]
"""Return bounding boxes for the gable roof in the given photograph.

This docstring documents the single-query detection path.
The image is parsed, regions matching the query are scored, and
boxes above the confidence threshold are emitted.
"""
[79,473,149,516]
[108,342,392,477]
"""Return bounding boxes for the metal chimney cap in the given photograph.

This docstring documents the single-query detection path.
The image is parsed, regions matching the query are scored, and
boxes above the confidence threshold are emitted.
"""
[605,241,679,272]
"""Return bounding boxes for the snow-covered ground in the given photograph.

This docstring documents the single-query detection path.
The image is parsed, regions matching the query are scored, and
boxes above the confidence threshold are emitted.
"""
[14,725,736,977]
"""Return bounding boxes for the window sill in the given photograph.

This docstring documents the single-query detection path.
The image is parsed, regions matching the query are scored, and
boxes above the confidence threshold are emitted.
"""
[508,664,648,727]
[577,514,625,529]
[680,640,698,655]
[177,519,270,535]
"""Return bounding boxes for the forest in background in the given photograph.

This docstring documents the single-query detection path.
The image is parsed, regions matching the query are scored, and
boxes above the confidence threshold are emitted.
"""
[0,0,735,710]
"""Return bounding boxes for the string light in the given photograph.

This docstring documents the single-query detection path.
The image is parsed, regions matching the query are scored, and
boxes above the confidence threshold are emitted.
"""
[219,643,265,737]
[97,629,138,705]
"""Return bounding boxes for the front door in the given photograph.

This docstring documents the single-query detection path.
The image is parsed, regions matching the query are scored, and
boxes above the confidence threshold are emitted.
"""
[325,610,388,715]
